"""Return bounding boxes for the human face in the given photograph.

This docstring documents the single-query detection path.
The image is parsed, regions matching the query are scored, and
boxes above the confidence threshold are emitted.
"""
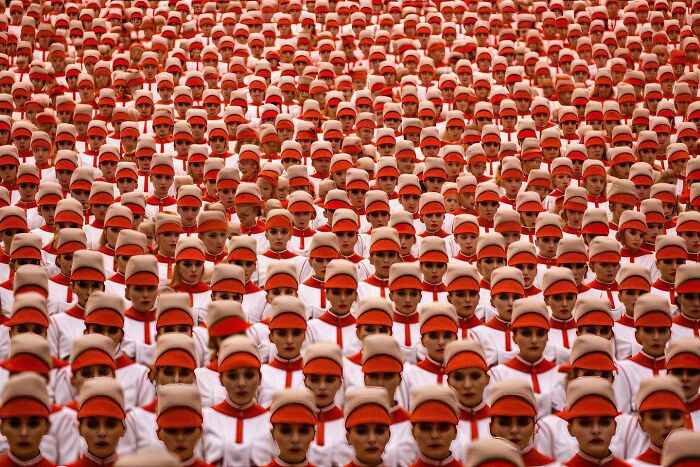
[364,372,402,401]
[200,231,227,255]
[335,231,358,255]
[678,292,700,319]
[152,365,195,386]
[585,175,606,197]
[568,417,617,460]
[327,288,357,315]
[513,327,548,363]
[272,423,315,464]
[447,290,480,318]
[157,231,180,256]
[370,251,400,279]
[491,293,521,321]
[305,374,342,409]
[0,416,50,461]
[656,258,685,283]
[639,409,685,448]
[72,280,105,307]
[447,368,489,407]
[577,325,614,340]
[668,367,700,400]
[347,423,390,466]
[455,233,477,255]
[420,261,447,285]
[621,228,644,251]
[230,259,256,283]
[477,257,505,281]
[592,262,620,283]
[79,416,125,459]
[411,422,457,462]
[421,331,457,363]
[514,263,537,287]
[270,328,305,360]
[545,293,577,320]
[178,260,204,284]
[70,365,115,394]
[477,201,498,221]
[85,323,124,348]
[421,213,445,233]
[266,227,291,252]
[220,367,261,406]
[157,426,201,461]
[635,326,671,357]
[536,236,559,258]
[489,416,534,451]
[125,285,158,313]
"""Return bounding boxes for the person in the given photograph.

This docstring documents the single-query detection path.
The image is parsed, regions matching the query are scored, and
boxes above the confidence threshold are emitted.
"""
[489,298,558,418]
[156,384,212,467]
[343,387,393,467]
[0,373,55,467]
[408,385,462,467]
[463,437,525,467]
[259,295,308,406]
[561,377,631,467]
[303,342,352,466]
[69,377,126,467]
[261,388,319,467]
[488,378,554,466]
[629,376,687,466]
[665,337,700,429]
[444,340,491,463]
[388,262,423,363]
[660,429,700,467]
[202,335,269,466]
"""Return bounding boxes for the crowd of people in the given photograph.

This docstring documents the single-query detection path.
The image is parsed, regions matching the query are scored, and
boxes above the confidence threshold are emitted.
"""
[0,0,698,466]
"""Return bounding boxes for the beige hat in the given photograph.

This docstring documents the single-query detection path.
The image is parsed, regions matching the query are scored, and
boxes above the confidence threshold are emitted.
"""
[419,236,449,263]
[125,255,159,286]
[618,264,651,292]
[676,263,700,294]
[71,250,106,282]
[69,334,116,371]
[507,240,537,266]
[114,447,180,467]
[156,383,203,428]
[489,377,537,417]
[666,336,700,370]
[302,341,343,376]
[634,293,672,328]
[343,387,392,428]
[77,376,125,420]
[511,297,550,330]
[209,263,246,294]
[541,267,577,297]
[325,258,358,289]
[308,232,340,259]
[636,375,686,413]
[207,300,248,336]
[269,388,317,425]
[85,292,125,329]
[389,262,423,291]
[12,265,48,297]
[218,335,260,372]
[573,298,614,328]
[419,302,458,334]
[661,429,700,467]
[490,266,525,296]
[0,373,51,419]
[362,334,404,374]
[587,237,621,263]
[265,260,299,290]
[476,232,506,260]
[563,376,619,419]
[410,384,458,424]
[444,339,488,373]
[465,438,524,467]
[153,333,197,371]
[2,333,51,375]
[567,334,615,372]
[269,295,307,330]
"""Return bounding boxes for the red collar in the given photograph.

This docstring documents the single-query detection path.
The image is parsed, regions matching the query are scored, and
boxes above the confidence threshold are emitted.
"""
[673,313,700,329]
[318,310,356,327]
[550,317,576,330]
[393,312,419,324]
[454,252,476,263]
[145,195,177,206]
[421,282,447,292]
[537,255,557,266]
[125,307,156,322]
[616,314,634,327]
[108,273,125,284]
[504,356,557,374]
[419,229,450,238]
[262,250,297,259]
[620,247,652,258]
[391,406,411,424]
[115,354,135,369]
[522,448,555,466]
[65,305,85,320]
[635,446,661,465]
[303,277,324,289]
[346,352,362,366]
[212,400,268,419]
[341,253,365,263]
[155,253,175,263]
[416,357,445,375]
[458,404,490,421]
[364,275,389,288]
[205,251,227,263]
[241,220,265,235]
[291,227,316,238]
[484,316,510,331]
[174,281,211,294]
[586,279,618,291]
[268,356,304,372]
[245,281,262,294]
[317,405,344,422]
[630,352,666,372]
[652,279,674,291]
[525,285,542,297]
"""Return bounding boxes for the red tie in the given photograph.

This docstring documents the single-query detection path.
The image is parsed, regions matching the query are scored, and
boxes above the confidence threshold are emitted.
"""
[605,289,615,308]
[236,417,244,444]
[317,421,325,446]
[505,323,512,352]
[561,328,569,349]
[65,285,72,303]
[470,420,479,440]
[404,324,411,346]
[336,326,343,348]
[144,322,151,345]
[380,286,386,298]
[320,289,326,309]
[531,369,540,393]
